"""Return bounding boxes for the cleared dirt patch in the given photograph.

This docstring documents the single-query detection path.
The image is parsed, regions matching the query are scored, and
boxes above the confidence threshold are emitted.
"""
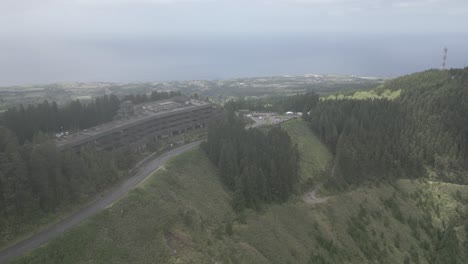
[303,186,329,204]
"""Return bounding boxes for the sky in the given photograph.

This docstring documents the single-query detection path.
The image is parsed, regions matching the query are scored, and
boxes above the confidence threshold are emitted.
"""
[0,0,467,85]
[2,0,468,35]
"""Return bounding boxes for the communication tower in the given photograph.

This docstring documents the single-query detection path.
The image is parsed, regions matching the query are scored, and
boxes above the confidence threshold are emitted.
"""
[441,47,448,70]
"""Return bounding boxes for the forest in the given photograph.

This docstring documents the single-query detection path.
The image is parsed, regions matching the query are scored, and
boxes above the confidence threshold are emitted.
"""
[208,68,468,189]
[0,127,140,241]
[306,99,424,186]
[202,111,299,210]
[224,92,320,114]
[1,68,468,262]
[301,68,468,187]
[2,90,181,144]
[0,90,181,243]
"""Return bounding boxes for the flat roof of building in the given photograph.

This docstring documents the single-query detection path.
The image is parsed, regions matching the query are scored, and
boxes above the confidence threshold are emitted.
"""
[56,97,212,148]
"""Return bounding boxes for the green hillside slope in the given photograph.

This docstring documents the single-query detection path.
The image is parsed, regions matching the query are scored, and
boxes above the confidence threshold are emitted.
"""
[307,68,468,188]
[280,119,332,183]
[10,119,468,264]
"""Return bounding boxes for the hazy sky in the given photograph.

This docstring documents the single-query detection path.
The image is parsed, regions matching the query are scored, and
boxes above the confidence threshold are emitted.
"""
[0,0,467,85]
[2,0,467,35]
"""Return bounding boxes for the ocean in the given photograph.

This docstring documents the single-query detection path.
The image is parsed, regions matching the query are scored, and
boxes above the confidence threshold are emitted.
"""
[1,33,467,86]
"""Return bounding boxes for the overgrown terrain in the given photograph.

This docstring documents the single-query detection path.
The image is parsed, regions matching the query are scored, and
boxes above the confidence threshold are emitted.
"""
[306,69,468,187]
[9,119,468,264]
[0,92,190,249]
[5,69,468,263]
[202,111,300,210]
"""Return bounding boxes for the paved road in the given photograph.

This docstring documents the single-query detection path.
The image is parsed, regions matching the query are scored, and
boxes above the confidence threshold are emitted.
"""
[0,141,202,263]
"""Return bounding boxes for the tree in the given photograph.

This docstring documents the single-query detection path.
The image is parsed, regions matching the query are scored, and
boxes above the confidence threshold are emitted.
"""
[204,110,299,209]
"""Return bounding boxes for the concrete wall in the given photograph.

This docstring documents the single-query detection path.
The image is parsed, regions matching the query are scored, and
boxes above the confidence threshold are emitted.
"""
[61,105,215,152]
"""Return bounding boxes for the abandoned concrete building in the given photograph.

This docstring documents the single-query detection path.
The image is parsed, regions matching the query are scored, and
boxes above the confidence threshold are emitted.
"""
[56,97,216,151]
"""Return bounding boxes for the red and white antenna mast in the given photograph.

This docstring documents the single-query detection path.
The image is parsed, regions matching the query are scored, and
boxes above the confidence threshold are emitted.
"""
[441,47,448,70]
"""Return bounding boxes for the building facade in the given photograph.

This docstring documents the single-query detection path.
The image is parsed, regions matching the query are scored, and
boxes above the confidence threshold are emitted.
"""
[56,97,216,151]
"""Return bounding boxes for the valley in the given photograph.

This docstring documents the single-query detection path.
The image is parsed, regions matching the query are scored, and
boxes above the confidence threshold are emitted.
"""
[1,68,467,264]
[1,1,466,263]
[6,119,468,264]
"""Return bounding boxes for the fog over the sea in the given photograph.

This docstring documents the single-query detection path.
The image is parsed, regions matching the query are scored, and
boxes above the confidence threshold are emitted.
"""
[1,0,467,86]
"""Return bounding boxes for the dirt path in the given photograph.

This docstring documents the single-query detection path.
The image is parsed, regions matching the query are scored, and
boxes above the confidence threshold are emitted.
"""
[0,141,202,264]
[303,185,330,204]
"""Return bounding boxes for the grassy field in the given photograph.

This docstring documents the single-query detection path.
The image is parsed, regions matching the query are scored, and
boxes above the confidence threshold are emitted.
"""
[280,119,332,184]
[9,120,468,264]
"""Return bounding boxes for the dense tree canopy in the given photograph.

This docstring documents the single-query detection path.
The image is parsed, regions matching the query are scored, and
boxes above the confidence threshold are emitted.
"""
[301,68,468,186]
[306,99,423,186]
[0,90,183,240]
[0,127,139,240]
[202,111,299,209]
[2,95,120,144]
[123,90,182,104]
[225,92,320,114]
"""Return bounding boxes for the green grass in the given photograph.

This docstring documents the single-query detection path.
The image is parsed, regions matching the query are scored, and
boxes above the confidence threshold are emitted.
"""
[9,121,468,264]
[234,178,468,264]
[280,119,332,183]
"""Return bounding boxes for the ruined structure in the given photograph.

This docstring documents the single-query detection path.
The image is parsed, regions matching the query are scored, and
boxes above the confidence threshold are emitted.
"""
[56,97,216,151]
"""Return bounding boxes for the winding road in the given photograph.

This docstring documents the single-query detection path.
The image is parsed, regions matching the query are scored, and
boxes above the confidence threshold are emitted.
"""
[0,141,202,263]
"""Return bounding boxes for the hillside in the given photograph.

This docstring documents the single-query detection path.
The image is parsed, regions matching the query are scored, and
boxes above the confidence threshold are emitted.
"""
[307,68,468,187]
[5,68,468,263]
[279,120,331,184]
[9,119,468,264]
